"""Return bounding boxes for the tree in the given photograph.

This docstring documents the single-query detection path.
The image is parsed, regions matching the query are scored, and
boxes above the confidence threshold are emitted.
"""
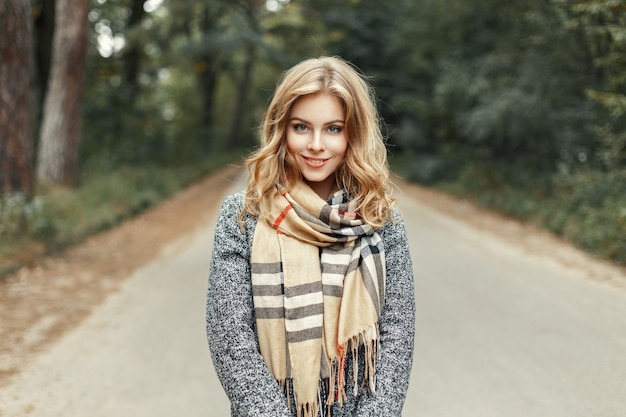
[570,0,626,169]
[225,1,265,150]
[122,0,147,102]
[37,0,89,186]
[32,0,56,109]
[170,0,270,150]
[194,1,228,143]
[0,0,34,194]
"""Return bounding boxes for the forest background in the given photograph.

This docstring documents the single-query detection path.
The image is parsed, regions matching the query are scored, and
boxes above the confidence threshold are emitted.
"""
[0,0,625,277]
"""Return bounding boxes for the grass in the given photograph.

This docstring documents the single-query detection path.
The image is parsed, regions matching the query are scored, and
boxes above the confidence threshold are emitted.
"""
[0,152,243,279]
[430,163,626,266]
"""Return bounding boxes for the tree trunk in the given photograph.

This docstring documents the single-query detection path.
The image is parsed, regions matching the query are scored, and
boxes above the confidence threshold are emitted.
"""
[0,0,34,195]
[36,0,89,187]
[123,0,146,102]
[226,45,256,150]
[198,58,220,139]
[33,0,56,108]
[196,4,224,150]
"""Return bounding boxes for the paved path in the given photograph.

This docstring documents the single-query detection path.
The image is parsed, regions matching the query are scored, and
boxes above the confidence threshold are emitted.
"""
[399,186,626,417]
[1,169,626,416]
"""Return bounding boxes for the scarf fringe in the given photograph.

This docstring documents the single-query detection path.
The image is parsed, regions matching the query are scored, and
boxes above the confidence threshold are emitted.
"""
[278,379,293,410]
[278,325,381,416]
[326,324,381,410]
[297,402,321,417]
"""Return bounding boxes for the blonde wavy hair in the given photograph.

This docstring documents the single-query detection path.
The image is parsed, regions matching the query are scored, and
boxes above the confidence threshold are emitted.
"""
[243,56,395,229]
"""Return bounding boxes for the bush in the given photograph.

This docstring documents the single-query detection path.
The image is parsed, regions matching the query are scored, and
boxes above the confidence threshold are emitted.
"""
[0,155,240,278]
[433,164,626,265]
[396,154,450,185]
[0,192,43,239]
[547,169,626,261]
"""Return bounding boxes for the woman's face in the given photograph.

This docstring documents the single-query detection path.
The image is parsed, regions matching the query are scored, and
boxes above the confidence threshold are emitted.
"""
[286,93,348,199]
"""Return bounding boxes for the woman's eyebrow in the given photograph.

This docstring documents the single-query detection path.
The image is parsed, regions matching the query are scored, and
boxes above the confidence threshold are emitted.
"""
[288,116,310,123]
[288,116,345,124]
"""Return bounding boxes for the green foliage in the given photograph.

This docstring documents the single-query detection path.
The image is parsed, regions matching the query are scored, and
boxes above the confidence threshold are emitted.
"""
[569,0,626,170]
[0,157,236,276]
[16,0,624,268]
[312,0,428,147]
[307,0,602,177]
[538,168,626,262]
[436,164,626,264]
[0,193,44,241]
[391,153,451,185]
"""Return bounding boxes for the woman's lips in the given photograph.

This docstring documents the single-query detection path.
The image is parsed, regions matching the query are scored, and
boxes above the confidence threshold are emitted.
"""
[302,156,329,168]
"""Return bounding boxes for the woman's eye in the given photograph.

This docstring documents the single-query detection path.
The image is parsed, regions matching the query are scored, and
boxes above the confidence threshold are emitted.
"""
[294,124,308,132]
[328,126,342,134]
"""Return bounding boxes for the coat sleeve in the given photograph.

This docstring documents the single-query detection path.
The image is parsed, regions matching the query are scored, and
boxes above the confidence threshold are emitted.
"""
[354,209,416,416]
[206,193,292,417]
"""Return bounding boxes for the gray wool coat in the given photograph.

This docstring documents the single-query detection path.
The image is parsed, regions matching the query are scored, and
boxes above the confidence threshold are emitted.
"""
[206,191,416,416]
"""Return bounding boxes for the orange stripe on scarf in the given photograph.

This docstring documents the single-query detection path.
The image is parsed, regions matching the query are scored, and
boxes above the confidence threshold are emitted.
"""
[273,203,293,229]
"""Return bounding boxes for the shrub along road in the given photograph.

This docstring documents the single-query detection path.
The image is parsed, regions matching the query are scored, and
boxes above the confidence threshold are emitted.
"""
[1,166,626,417]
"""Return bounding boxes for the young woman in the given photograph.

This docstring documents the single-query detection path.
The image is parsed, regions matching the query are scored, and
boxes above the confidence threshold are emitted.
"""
[206,56,415,417]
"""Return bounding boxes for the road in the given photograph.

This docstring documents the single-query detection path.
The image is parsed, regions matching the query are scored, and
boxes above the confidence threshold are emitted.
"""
[1,168,626,417]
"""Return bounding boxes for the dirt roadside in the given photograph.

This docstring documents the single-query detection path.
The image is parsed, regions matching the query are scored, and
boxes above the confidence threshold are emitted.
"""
[1,166,624,388]
[393,176,626,289]
[0,164,242,386]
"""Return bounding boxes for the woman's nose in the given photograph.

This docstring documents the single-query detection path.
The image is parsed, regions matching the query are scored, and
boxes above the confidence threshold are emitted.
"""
[307,131,326,151]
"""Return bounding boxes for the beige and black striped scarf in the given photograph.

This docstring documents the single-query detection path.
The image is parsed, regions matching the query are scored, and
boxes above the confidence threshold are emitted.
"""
[251,181,385,417]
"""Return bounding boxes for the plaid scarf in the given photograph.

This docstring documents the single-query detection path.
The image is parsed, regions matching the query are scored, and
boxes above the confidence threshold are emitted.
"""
[251,181,385,417]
